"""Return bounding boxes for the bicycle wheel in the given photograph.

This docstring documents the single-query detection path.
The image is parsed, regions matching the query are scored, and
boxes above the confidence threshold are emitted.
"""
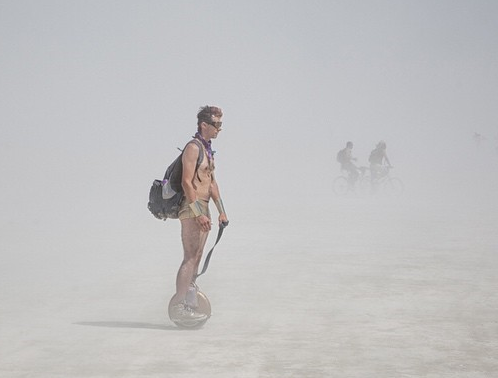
[333,176,349,195]
[383,177,404,196]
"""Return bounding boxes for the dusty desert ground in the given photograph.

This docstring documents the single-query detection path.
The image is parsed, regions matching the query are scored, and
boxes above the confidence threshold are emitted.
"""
[1,182,497,378]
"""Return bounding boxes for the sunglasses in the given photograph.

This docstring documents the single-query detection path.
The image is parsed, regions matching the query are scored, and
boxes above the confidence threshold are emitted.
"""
[206,121,222,130]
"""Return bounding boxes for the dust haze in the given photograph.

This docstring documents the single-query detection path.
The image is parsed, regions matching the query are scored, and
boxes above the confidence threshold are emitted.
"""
[1,1,497,377]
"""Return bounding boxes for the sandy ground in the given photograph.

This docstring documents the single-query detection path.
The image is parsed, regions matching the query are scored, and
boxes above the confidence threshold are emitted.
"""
[1,192,497,378]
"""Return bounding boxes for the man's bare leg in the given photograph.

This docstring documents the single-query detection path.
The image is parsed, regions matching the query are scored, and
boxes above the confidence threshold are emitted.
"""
[172,217,209,306]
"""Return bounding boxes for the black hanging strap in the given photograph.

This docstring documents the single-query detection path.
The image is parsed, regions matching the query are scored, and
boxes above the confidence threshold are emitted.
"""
[195,221,229,279]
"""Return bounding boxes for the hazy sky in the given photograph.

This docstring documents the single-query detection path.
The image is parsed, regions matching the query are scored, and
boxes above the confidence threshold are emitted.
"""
[1,0,498,229]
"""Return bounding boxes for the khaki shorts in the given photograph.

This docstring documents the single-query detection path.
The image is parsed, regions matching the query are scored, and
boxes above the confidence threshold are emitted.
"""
[178,198,211,220]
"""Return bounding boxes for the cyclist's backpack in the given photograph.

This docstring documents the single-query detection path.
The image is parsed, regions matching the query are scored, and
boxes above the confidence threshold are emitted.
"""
[369,148,382,164]
[336,149,346,163]
[147,139,204,221]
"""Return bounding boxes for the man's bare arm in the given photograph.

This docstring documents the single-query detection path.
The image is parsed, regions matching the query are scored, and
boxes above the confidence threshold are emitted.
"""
[181,142,200,203]
[210,174,228,224]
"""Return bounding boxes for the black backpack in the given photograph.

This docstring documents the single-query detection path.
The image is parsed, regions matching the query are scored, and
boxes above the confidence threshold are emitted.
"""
[336,149,346,163]
[148,139,204,221]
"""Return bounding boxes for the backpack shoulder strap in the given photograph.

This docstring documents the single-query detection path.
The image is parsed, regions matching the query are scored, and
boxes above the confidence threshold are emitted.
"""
[163,139,204,182]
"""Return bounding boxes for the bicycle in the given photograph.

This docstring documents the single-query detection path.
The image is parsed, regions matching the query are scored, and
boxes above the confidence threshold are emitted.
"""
[332,166,368,195]
[360,166,404,196]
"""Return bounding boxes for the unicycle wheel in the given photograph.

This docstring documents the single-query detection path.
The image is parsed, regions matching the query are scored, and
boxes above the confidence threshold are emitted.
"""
[168,290,211,329]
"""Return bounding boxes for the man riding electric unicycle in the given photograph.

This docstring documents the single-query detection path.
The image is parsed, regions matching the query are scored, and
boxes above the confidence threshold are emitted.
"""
[167,105,229,329]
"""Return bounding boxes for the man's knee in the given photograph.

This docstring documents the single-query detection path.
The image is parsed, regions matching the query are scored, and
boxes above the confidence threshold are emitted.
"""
[181,254,200,269]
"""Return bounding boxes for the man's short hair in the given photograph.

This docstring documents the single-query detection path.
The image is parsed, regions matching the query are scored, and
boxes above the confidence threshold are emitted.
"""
[197,105,223,126]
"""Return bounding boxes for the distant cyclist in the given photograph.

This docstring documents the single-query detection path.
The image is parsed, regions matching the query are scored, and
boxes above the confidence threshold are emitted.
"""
[369,140,392,185]
[473,132,485,149]
[337,141,359,187]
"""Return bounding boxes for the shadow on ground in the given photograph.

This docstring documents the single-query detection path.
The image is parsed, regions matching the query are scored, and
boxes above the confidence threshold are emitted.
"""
[74,321,179,331]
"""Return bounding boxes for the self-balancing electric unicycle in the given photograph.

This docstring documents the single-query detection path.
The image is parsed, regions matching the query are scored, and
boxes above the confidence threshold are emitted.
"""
[168,283,212,329]
[168,222,228,329]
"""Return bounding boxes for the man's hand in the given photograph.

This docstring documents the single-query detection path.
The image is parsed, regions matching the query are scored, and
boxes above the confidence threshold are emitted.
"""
[218,213,228,227]
[196,215,211,232]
